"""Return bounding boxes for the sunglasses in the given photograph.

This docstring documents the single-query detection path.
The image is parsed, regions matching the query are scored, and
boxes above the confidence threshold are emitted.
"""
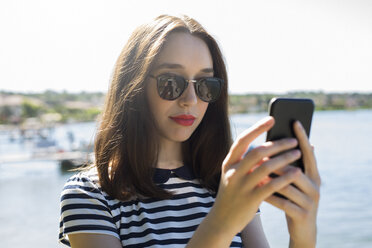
[149,73,224,102]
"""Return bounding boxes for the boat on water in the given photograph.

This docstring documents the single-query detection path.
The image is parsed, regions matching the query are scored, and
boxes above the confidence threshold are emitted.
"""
[1,124,94,170]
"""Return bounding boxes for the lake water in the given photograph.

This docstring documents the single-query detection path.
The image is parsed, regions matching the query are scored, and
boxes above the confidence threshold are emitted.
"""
[0,110,371,247]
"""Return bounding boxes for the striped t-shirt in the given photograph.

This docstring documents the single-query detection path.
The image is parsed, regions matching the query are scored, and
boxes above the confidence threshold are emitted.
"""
[59,165,244,247]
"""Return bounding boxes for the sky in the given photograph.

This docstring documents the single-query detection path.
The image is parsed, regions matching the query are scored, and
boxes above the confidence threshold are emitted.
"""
[1,0,372,94]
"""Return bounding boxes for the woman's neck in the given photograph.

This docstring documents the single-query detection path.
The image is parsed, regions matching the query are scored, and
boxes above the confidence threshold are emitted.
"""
[157,139,183,170]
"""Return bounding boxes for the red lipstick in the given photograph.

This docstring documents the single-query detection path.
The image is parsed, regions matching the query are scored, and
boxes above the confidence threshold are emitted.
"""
[169,114,196,126]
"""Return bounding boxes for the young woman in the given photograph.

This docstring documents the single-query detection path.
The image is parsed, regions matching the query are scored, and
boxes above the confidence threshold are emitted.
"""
[59,15,321,248]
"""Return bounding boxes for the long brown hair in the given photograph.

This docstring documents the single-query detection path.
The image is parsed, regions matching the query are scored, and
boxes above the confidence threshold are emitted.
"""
[94,15,232,200]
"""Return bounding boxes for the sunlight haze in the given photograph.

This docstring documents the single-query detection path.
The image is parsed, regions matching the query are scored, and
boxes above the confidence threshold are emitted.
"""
[1,0,371,94]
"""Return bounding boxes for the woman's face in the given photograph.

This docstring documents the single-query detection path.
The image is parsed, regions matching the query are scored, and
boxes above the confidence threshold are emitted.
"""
[146,32,213,145]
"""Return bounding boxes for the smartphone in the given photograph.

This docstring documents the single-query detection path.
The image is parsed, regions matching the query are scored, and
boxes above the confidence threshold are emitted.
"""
[266,98,314,197]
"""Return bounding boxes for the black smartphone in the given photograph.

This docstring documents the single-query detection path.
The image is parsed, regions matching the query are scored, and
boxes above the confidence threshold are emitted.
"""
[266,98,314,198]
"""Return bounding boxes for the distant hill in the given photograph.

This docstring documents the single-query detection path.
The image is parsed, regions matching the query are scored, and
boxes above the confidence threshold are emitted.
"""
[1,90,371,125]
[0,90,105,125]
[229,92,372,114]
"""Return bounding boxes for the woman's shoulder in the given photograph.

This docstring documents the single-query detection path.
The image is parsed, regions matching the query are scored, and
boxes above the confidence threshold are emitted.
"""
[64,166,100,187]
[59,166,121,246]
[60,166,107,201]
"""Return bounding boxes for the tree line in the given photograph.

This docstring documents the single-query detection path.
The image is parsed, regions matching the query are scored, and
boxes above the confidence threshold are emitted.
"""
[1,90,371,125]
[229,92,372,114]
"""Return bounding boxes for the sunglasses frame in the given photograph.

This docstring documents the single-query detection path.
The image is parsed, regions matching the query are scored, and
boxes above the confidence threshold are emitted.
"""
[149,73,224,103]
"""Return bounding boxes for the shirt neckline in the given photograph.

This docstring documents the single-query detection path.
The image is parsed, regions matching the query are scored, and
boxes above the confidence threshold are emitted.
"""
[153,165,195,184]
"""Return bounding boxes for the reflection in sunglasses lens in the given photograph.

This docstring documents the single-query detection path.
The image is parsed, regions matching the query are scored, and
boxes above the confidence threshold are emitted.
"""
[157,75,222,102]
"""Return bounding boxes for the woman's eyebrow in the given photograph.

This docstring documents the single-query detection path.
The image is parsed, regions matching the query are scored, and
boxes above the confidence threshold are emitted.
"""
[200,68,214,74]
[155,63,184,70]
[154,63,214,74]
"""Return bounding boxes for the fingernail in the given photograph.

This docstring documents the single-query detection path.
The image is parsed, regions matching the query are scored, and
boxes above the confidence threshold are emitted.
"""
[261,116,274,126]
[295,120,303,130]
[292,149,301,157]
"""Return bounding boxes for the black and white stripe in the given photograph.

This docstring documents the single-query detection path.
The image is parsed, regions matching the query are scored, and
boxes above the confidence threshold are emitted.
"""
[59,168,243,247]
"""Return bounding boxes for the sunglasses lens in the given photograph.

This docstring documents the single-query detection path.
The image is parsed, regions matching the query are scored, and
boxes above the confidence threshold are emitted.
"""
[197,78,223,102]
[156,74,223,102]
[157,75,185,100]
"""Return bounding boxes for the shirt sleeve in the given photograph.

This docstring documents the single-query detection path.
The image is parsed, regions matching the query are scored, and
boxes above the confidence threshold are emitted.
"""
[59,172,120,246]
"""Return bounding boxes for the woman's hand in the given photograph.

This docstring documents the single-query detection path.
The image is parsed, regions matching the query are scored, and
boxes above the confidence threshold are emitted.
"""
[265,121,321,248]
[209,117,303,238]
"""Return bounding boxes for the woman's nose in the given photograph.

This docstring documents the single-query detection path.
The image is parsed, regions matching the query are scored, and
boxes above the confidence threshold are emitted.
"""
[178,81,198,107]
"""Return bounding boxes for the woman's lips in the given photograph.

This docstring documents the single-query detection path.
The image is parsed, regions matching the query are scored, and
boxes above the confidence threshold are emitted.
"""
[169,115,196,126]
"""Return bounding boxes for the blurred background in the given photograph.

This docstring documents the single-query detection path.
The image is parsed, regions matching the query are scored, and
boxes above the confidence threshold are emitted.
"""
[0,0,371,247]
